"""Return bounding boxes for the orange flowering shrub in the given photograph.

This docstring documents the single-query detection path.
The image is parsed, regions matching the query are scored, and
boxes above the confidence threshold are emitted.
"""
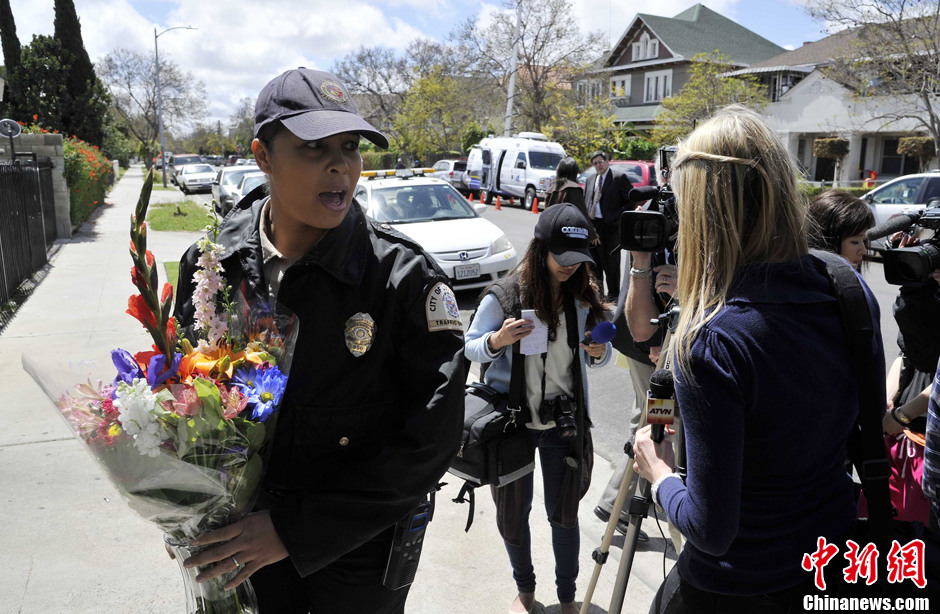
[22,119,113,226]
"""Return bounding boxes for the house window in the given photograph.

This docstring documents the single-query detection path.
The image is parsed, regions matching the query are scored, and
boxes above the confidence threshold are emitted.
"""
[634,32,650,61]
[648,39,659,59]
[644,69,672,102]
[609,78,630,100]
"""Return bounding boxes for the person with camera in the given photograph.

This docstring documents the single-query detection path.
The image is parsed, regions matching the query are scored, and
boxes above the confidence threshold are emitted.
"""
[632,106,885,613]
[464,203,611,614]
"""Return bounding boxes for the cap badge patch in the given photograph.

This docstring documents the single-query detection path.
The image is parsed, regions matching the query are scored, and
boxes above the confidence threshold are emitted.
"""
[426,282,463,333]
[344,312,376,357]
[321,81,349,104]
[561,226,589,240]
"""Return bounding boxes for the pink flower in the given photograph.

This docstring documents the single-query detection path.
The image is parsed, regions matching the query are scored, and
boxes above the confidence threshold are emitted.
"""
[219,385,248,420]
[170,385,201,416]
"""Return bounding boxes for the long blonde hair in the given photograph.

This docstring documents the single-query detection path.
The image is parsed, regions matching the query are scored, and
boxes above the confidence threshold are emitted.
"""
[672,105,807,374]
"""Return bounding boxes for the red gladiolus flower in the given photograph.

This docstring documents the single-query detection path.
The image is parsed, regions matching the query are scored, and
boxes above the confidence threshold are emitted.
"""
[146,251,154,267]
[161,283,173,303]
[127,294,157,329]
[132,266,147,288]
[33,114,38,121]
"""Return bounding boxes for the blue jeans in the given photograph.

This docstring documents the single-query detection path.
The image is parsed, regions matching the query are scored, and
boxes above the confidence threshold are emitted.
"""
[504,427,580,604]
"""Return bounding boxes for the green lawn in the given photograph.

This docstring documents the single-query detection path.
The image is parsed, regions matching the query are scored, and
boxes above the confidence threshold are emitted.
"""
[147,200,214,232]
[164,261,179,291]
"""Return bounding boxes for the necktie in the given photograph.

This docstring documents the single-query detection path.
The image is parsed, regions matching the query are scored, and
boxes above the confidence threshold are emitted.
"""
[593,173,603,218]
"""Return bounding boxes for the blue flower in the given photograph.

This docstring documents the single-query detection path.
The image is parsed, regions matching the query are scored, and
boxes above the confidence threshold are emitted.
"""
[147,352,182,388]
[233,365,288,422]
[111,348,144,389]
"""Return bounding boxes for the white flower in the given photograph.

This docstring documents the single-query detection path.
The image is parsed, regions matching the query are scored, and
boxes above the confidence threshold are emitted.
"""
[113,378,166,457]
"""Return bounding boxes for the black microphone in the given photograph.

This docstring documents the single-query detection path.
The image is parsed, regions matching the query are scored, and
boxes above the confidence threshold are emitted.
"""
[581,321,616,345]
[628,185,660,204]
[866,212,922,242]
[646,369,676,444]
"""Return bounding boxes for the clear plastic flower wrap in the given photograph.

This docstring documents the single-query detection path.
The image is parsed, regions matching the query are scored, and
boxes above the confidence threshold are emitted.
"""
[23,170,297,613]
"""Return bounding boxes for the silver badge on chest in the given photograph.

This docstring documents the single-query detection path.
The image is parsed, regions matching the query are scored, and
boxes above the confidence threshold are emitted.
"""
[344,312,376,357]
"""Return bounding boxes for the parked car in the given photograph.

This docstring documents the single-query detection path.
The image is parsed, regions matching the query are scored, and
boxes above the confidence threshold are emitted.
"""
[578,159,658,190]
[431,158,467,192]
[177,163,218,194]
[212,164,260,216]
[167,154,203,185]
[227,171,268,207]
[153,151,172,170]
[863,171,940,226]
[355,170,517,290]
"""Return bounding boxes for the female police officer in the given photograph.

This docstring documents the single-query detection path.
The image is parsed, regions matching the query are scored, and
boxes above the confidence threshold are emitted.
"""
[172,68,465,613]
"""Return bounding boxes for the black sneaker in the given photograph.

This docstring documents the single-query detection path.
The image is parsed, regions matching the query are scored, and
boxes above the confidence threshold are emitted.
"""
[593,506,648,542]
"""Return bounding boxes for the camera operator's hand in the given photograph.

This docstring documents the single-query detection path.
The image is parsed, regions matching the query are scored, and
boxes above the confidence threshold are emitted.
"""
[487,318,534,352]
[633,424,675,485]
[654,264,678,297]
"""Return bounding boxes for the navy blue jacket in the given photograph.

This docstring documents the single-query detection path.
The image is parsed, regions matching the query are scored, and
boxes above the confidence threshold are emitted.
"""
[657,254,885,594]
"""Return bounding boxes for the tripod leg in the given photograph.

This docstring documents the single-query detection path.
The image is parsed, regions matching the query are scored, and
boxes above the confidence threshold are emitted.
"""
[609,476,654,613]
[579,445,642,614]
[580,409,646,614]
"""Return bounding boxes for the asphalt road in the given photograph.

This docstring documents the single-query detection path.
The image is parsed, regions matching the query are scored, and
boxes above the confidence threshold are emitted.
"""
[461,202,904,466]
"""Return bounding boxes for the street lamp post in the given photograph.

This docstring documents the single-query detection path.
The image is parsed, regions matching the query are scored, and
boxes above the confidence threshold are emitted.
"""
[154,25,196,187]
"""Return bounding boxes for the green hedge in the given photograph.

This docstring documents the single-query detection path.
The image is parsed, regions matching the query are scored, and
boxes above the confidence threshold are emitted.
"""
[63,137,113,226]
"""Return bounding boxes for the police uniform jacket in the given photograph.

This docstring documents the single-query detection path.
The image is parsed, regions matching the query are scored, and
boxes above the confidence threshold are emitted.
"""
[174,187,465,577]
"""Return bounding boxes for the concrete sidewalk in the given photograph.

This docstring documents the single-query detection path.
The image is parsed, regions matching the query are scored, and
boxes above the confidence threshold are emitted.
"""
[0,165,673,614]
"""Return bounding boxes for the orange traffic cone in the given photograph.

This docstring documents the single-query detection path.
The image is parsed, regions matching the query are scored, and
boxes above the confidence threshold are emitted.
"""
[466,191,473,202]
[495,196,502,211]
[530,196,539,214]
[508,197,514,206]
[479,191,485,204]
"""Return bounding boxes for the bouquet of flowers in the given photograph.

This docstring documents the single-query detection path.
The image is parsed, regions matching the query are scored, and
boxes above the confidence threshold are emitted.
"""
[23,170,296,614]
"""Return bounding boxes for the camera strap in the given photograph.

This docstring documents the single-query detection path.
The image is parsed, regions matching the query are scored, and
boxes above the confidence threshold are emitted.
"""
[811,250,893,542]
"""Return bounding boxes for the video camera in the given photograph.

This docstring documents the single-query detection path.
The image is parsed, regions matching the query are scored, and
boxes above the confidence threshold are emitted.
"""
[867,197,940,286]
[619,146,678,253]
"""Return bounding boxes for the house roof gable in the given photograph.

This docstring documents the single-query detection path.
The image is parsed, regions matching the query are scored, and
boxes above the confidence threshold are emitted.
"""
[604,3,785,68]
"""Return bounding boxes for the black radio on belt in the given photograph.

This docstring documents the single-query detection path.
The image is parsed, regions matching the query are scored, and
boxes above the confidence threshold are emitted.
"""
[383,499,432,590]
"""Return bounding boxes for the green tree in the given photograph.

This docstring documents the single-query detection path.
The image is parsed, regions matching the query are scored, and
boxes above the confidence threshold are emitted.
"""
[545,92,618,167]
[624,138,659,161]
[18,35,67,128]
[54,0,109,145]
[395,66,481,156]
[0,0,26,120]
[651,51,769,146]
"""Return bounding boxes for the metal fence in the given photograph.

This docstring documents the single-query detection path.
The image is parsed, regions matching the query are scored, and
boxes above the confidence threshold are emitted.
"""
[0,158,57,303]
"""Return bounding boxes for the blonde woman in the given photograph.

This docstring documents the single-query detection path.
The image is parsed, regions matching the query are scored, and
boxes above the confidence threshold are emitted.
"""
[633,106,885,612]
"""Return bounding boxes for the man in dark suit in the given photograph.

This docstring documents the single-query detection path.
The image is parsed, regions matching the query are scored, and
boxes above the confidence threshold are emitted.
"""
[584,151,633,300]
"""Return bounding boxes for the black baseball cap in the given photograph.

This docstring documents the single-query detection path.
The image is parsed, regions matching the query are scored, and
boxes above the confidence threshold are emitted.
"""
[534,203,594,267]
[254,68,389,149]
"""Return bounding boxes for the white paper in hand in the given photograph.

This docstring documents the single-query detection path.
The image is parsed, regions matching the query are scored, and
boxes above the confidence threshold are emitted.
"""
[519,309,548,355]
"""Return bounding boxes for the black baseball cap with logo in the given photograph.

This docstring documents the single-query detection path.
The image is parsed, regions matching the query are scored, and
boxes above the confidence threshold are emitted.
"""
[254,68,389,149]
[534,203,595,267]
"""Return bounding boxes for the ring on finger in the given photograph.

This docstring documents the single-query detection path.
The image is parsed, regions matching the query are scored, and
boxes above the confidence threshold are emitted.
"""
[231,555,240,567]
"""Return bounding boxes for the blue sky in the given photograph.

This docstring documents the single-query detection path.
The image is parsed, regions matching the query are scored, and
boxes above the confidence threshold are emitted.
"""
[11,1,829,127]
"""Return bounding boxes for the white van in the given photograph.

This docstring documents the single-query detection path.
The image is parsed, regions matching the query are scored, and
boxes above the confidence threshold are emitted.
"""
[465,132,566,209]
